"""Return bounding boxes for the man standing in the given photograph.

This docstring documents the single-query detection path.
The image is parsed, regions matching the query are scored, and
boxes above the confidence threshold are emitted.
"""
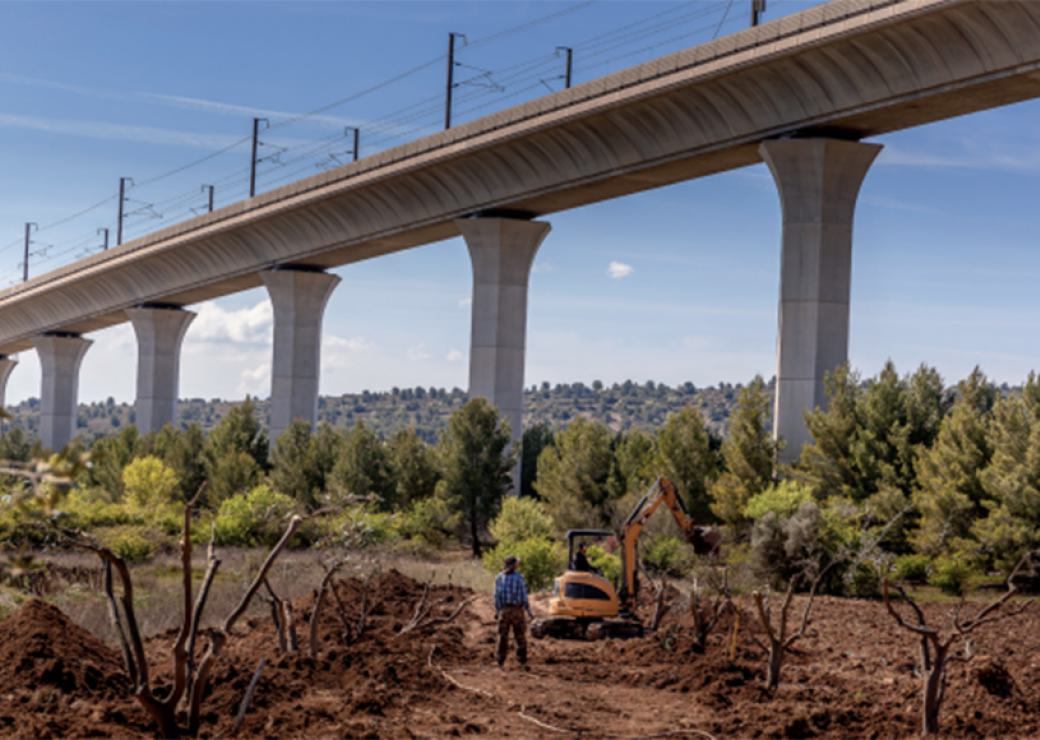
[494,555,532,668]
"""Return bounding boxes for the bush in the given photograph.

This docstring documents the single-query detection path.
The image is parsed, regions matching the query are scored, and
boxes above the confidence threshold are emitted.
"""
[843,561,881,597]
[96,526,158,564]
[483,537,564,591]
[488,497,554,545]
[62,488,140,530]
[214,485,300,547]
[928,555,976,596]
[123,455,179,509]
[892,553,930,584]
[744,480,814,520]
[642,535,695,577]
[394,496,458,546]
[323,505,398,549]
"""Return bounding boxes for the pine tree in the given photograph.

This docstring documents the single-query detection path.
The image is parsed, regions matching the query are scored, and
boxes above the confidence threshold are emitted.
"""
[438,399,514,557]
[911,368,994,555]
[520,423,554,499]
[711,376,775,528]
[141,423,207,503]
[975,374,1040,569]
[797,365,862,499]
[656,406,717,522]
[535,417,616,531]
[388,427,439,506]
[609,427,657,500]
[204,397,268,471]
[330,421,394,509]
[269,421,325,508]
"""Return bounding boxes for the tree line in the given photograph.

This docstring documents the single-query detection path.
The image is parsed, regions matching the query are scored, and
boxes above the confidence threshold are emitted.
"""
[2,362,1037,594]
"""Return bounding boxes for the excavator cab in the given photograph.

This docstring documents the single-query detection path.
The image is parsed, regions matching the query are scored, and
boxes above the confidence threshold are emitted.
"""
[533,529,636,639]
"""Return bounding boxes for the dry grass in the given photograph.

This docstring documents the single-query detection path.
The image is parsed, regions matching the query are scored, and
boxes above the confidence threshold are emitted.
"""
[14,546,491,642]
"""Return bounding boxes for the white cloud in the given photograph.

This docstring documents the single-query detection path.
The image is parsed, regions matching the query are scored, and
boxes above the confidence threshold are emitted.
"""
[607,261,634,279]
[446,349,464,364]
[406,344,432,362]
[0,111,243,151]
[238,363,269,396]
[323,335,374,370]
[187,300,272,345]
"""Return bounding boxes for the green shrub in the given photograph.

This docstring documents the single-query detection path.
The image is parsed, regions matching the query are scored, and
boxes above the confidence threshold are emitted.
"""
[96,526,158,564]
[892,554,930,584]
[744,480,814,520]
[642,535,694,577]
[61,488,141,530]
[483,537,564,591]
[323,505,398,549]
[587,544,621,585]
[928,555,976,596]
[123,455,180,509]
[395,496,458,546]
[214,485,300,547]
[843,561,881,597]
[489,497,554,545]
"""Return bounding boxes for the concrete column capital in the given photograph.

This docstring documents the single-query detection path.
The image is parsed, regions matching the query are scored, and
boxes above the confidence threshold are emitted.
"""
[260,269,341,316]
[456,218,551,287]
[128,307,196,434]
[760,138,882,225]
[33,334,92,450]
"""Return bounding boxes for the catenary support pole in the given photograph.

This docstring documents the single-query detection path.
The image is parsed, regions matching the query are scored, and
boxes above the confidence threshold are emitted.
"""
[457,216,550,493]
[22,222,35,282]
[128,306,196,434]
[261,268,341,446]
[760,137,881,462]
[33,334,92,451]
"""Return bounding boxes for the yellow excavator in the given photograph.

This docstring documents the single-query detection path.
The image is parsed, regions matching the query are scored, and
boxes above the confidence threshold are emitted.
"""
[531,477,720,640]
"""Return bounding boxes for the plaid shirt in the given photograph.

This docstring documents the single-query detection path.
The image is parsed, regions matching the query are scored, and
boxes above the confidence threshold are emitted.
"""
[494,570,529,612]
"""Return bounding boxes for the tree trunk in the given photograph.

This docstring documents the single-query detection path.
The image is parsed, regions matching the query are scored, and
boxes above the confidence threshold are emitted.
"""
[922,656,945,736]
[469,509,481,557]
[766,644,783,692]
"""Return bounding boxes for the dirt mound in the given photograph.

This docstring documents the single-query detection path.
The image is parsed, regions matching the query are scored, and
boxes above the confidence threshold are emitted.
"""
[197,569,482,737]
[0,599,126,698]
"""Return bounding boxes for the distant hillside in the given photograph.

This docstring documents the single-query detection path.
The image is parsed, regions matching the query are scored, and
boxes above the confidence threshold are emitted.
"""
[4,379,767,444]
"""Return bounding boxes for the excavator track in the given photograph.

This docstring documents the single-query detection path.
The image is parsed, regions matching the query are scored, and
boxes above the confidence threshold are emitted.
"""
[531,617,644,641]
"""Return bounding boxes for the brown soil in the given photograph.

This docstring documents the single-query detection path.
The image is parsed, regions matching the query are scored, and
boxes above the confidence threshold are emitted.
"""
[1,574,1038,738]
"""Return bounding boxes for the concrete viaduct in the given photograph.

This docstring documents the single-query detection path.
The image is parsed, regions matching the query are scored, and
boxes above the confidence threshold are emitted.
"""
[0,0,1038,476]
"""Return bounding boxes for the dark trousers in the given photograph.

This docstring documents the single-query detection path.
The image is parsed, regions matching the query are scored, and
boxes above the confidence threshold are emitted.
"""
[496,605,527,665]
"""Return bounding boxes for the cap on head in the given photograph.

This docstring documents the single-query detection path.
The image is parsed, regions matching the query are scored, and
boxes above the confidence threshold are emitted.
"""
[504,555,519,570]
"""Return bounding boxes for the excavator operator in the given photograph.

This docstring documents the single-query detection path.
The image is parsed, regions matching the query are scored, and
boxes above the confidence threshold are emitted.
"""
[572,542,593,572]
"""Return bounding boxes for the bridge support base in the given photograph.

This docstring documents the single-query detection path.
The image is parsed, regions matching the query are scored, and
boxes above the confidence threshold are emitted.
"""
[761,137,881,463]
[458,216,550,493]
[261,268,341,446]
[128,307,196,435]
[33,334,92,451]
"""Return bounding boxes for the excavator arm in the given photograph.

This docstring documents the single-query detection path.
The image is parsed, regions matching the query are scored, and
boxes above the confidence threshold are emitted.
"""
[617,477,720,609]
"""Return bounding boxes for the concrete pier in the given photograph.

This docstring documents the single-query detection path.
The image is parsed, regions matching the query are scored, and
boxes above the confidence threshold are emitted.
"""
[458,216,550,491]
[761,137,881,462]
[128,306,196,434]
[0,355,16,423]
[261,268,341,445]
[33,334,92,451]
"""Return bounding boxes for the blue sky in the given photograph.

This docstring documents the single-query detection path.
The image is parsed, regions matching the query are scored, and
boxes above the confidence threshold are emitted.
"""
[0,1,1038,405]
